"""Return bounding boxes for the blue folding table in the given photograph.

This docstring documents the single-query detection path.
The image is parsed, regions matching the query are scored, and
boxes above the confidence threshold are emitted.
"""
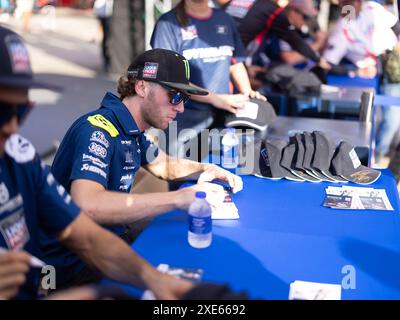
[126,170,400,300]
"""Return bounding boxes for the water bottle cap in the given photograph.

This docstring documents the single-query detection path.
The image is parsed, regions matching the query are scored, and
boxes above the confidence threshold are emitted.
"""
[195,191,207,199]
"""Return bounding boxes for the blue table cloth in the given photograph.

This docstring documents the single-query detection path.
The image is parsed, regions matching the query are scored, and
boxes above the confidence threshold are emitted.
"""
[125,169,400,300]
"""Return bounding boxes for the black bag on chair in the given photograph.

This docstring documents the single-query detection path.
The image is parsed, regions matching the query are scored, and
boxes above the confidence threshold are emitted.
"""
[264,64,322,95]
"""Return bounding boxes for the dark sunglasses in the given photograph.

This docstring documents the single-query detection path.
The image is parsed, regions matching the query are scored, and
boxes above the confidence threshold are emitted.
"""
[161,84,190,106]
[0,101,33,127]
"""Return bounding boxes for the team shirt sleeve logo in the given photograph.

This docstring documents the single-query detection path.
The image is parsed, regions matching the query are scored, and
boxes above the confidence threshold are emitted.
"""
[88,142,107,159]
[87,114,119,137]
[82,153,108,169]
[90,131,110,148]
[80,163,107,179]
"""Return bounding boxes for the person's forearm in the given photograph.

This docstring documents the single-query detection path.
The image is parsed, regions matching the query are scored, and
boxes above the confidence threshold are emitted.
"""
[230,63,252,93]
[146,157,212,181]
[280,29,320,62]
[281,39,323,65]
[281,51,306,65]
[190,88,218,105]
[61,214,160,291]
[328,63,356,75]
[72,187,181,224]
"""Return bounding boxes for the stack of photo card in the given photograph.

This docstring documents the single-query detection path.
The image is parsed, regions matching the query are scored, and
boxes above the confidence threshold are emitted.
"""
[142,264,204,300]
[323,186,394,211]
[289,280,342,300]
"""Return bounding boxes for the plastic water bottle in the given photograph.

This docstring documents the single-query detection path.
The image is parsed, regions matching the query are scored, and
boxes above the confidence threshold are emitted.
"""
[221,128,239,169]
[188,191,212,249]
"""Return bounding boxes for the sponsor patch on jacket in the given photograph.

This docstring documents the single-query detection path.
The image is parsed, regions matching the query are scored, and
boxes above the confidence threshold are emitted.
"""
[181,25,198,41]
[216,25,228,35]
[5,134,35,163]
[0,183,10,205]
[0,209,30,250]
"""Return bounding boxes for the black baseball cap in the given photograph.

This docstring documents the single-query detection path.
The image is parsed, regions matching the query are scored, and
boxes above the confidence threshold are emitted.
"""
[302,131,330,181]
[311,131,348,183]
[331,141,381,185]
[302,131,338,182]
[127,48,208,96]
[254,139,303,181]
[0,26,59,90]
[293,133,323,181]
[225,98,277,131]
[281,142,320,182]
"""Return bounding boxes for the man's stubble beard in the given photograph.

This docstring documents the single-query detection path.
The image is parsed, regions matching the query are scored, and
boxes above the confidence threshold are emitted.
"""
[141,90,164,129]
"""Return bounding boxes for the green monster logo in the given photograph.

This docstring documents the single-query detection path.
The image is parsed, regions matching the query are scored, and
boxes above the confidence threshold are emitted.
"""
[183,59,190,80]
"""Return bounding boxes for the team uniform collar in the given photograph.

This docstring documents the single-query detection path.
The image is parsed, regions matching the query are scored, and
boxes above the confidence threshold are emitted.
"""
[100,92,141,136]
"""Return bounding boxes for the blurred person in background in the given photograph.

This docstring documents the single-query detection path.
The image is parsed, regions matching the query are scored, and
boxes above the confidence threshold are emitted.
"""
[0,0,11,22]
[151,0,266,158]
[322,0,400,162]
[322,0,399,78]
[217,0,330,89]
[278,0,327,68]
[93,0,113,73]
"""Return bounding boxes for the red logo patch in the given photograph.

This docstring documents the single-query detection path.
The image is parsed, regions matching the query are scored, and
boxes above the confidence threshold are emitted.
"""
[5,35,31,74]
[142,62,158,79]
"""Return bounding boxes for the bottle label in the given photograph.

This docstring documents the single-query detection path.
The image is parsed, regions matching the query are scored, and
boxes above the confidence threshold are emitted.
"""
[189,215,212,234]
[221,144,238,168]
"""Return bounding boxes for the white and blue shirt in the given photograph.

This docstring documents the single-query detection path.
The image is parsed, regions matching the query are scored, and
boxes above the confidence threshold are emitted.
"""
[151,8,246,111]
[46,92,158,286]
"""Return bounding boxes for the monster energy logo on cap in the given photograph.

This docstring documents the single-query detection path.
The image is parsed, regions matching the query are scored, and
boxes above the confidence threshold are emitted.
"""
[183,59,190,80]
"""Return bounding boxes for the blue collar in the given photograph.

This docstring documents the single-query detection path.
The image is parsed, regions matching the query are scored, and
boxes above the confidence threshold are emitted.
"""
[100,92,141,136]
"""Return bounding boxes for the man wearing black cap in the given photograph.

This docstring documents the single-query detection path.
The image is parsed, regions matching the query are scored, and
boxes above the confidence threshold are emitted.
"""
[0,26,196,299]
[49,48,243,289]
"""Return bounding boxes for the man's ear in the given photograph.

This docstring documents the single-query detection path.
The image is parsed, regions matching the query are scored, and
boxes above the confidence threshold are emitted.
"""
[135,80,146,98]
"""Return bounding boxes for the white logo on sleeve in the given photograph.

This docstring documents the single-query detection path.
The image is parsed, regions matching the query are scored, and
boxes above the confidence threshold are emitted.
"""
[47,173,55,186]
[5,134,35,163]
[90,131,110,148]
[120,174,133,182]
[81,163,107,179]
[349,148,361,169]
[82,153,108,169]
[88,142,107,159]
[0,183,10,205]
